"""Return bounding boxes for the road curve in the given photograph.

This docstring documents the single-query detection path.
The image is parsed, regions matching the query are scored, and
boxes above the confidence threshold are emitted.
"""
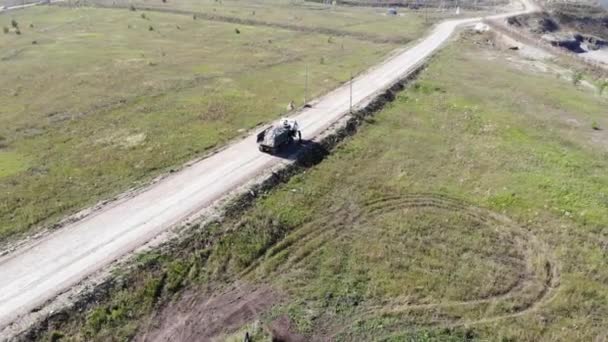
[0,2,536,331]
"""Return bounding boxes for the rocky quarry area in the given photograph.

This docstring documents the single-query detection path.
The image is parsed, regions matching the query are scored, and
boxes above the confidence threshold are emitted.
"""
[507,3,608,62]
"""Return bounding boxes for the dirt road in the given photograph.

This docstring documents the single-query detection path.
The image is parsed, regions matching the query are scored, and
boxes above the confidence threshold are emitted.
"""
[0,1,536,333]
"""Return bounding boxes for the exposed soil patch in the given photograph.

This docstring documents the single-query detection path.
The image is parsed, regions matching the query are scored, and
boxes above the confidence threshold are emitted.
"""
[506,5,608,61]
[268,316,307,342]
[137,284,279,342]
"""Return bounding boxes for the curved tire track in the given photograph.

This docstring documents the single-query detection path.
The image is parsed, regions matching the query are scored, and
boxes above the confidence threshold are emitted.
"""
[245,194,559,332]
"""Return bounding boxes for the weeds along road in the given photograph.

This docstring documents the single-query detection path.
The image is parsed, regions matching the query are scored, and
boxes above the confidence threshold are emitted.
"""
[0,0,537,332]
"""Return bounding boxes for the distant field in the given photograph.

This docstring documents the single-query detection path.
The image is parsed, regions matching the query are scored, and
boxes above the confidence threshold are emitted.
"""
[0,3,422,241]
[38,33,608,340]
[75,0,447,43]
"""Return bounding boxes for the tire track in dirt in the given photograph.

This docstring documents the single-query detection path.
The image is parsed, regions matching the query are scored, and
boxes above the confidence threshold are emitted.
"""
[358,195,559,332]
[241,193,559,334]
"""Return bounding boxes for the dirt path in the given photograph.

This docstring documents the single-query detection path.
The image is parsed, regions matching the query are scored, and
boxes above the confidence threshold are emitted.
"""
[0,0,536,337]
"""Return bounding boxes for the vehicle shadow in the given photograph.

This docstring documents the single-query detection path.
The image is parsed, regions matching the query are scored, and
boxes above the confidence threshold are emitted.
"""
[264,139,329,166]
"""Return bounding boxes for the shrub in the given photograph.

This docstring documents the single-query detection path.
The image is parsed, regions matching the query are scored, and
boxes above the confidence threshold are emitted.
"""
[148,25,154,31]
[85,307,109,335]
[31,40,37,44]
[15,29,21,35]
[572,71,583,86]
[29,23,34,28]
[129,4,136,11]
[142,275,165,306]
[49,330,65,342]
[165,261,188,293]
[193,14,197,20]
[599,80,608,96]
[592,121,600,130]
[141,13,147,19]
[2,27,8,34]
[11,19,18,29]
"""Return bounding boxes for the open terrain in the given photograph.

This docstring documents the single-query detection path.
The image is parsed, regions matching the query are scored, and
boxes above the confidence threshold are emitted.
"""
[30,29,608,341]
[75,0,447,43]
[0,2,424,242]
[4,0,526,332]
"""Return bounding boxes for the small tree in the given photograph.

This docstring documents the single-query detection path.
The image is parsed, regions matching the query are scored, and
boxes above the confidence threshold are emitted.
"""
[129,4,136,11]
[2,27,8,34]
[15,29,21,35]
[11,19,18,29]
[592,121,601,130]
[193,14,197,20]
[599,80,608,96]
[572,71,583,87]
[148,25,154,31]
[141,13,147,19]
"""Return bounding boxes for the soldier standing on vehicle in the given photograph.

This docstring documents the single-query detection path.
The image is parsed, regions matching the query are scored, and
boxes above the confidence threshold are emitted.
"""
[282,118,302,141]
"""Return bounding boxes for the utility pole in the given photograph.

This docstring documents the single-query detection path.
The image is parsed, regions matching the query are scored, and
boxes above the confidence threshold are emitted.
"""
[349,71,353,113]
[304,64,308,106]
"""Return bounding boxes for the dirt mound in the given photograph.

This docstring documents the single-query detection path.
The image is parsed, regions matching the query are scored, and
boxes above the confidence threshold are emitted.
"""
[137,284,279,342]
[507,13,560,34]
[508,4,608,41]
[507,8,608,56]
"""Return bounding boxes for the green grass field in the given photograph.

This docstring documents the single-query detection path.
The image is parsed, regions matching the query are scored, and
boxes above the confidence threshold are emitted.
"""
[80,0,453,42]
[0,3,430,241]
[37,33,608,341]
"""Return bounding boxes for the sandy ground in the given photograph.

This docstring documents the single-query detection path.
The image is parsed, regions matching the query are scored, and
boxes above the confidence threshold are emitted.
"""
[582,48,608,65]
[0,0,537,336]
[137,284,278,342]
